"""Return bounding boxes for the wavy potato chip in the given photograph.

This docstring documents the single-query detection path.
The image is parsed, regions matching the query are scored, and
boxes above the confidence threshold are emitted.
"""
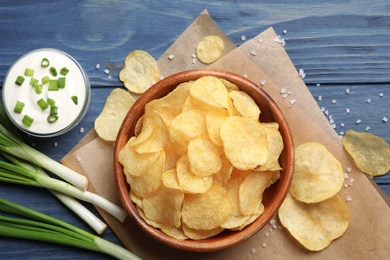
[278,193,349,251]
[119,50,160,94]
[229,90,260,119]
[220,115,268,170]
[94,88,135,141]
[205,107,229,146]
[196,35,224,64]
[342,130,390,176]
[183,223,224,240]
[290,142,344,203]
[256,123,283,171]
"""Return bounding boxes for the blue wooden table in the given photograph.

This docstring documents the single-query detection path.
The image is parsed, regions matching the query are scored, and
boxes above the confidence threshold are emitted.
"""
[0,1,389,259]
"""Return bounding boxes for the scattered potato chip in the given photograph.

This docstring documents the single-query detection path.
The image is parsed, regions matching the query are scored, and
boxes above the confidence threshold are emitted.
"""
[229,90,260,119]
[182,184,233,230]
[119,50,160,94]
[290,142,344,203]
[196,35,224,64]
[278,193,349,251]
[342,130,390,176]
[94,88,135,141]
[143,185,184,228]
[118,75,284,240]
[220,115,268,170]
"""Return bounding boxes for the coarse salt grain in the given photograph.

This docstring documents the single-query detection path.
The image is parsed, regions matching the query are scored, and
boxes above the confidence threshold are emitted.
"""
[80,127,84,133]
[241,35,246,41]
[289,99,296,106]
[365,126,371,131]
[251,248,256,254]
[345,88,350,94]
[366,99,371,103]
[243,74,248,78]
[191,53,196,58]
[298,68,305,79]
[340,123,345,127]
[95,63,100,69]
[265,231,270,237]
[280,88,287,94]
[262,243,267,248]
[53,142,58,147]
[379,92,384,97]
[269,219,276,225]
[258,38,263,43]
[168,54,174,60]
[283,30,287,34]
[340,131,345,135]
[383,117,388,123]
[104,69,110,74]
[318,95,322,101]
[260,80,266,86]
[356,119,362,124]
[76,156,82,162]
[250,50,257,56]
[345,108,350,113]
[108,75,112,80]
[346,195,352,202]
[332,99,337,104]
[316,83,321,87]
[192,58,196,64]
[282,93,289,99]
[346,167,352,173]
[344,173,349,179]
[321,107,326,112]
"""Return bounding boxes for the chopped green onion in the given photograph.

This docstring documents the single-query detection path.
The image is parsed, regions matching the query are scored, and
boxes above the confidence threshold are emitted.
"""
[29,77,39,87]
[0,198,138,259]
[15,76,25,86]
[50,106,58,115]
[48,79,59,91]
[58,77,66,88]
[13,101,25,114]
[22,115,34,127]
[47,115,59,123]
[49,67,57,77]
[40,58,50,68]
[41,75,50,85]
[24,68,34,76]
[60,67,69,76]
[37,98,49,110]
[71,96,78,105]
[47,98,56,107]
[34,84,43,94]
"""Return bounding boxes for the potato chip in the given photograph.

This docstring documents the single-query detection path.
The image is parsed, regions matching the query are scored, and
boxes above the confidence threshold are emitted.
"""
[182,223,224,240]
[130,191,143,209]
[219,78,240,92]
[94,88,135,141]
[278,193,349,251]
[187,135,222,177]
[342,130,390,176]
[176,155,213,194]
[229,90,260,119]
[233,203,265,231]
[290,142,344,203]
[160,226,188,240]
[119,50,160,94]
[143,185,184,228]
[256,123,283,171]
[162,168,181,190]
[239,171,274,216]
[205,107,229,146]
[220,115,268,170]
[189,76,233,113]
[134,110,168,154]
[182,184,233,230]
[195,35,224,64]
[168,109,207,154]
[124,151,165,197]
[118,139,162,177]
[212,154,233,187]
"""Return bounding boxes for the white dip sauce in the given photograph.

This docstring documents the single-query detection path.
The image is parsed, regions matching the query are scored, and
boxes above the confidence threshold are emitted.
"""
[2,49,89,136]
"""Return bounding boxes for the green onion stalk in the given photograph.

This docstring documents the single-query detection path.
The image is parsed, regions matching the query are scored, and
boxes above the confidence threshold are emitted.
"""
[0,198,141,260]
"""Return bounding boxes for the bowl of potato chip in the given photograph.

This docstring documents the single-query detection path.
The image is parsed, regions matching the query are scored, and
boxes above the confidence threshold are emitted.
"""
[114,69,294,252]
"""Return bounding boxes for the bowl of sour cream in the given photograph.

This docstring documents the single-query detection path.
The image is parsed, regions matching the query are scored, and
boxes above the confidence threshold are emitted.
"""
[2,48,91,137]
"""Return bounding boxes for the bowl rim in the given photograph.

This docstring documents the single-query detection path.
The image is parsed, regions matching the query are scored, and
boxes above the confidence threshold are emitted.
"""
[114,69,294,252]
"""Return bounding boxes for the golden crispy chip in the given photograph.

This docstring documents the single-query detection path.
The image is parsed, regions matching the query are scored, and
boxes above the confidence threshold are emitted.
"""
[212,154,233,187]
[229,90,260,119]
[168,109,207,154]
[164,141,180,171]
[160,226,188,240]
[233,203,265,231]
[220,115,268,170]
[290,142,344,203]
[134,110,168,154]
[176,155,213,194]
[143,185,184,228]
[187,135,222,177]
[183,223,224,240]
[124,151,165,197]
[196,35,224,64]
[239,171,274,216]
[94,88,135,141]
[205,107,230,146]
[118,139,161,177]
[219,78,240,92]
[190,76,233,113]
[130,190,143,209]
[182,184,233,230]
[145,81,192,126]
[162,169,181,190]
[119,50,160,94]
[256,123,283,171]
[278,193,349,251]
[342,130,390,176]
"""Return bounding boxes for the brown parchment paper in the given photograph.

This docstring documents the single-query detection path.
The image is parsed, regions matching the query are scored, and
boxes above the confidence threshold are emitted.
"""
[62,10,390,259]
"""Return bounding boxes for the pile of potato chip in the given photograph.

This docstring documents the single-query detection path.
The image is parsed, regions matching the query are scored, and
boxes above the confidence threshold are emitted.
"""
[118,75,284,240]
[278,142,350,251]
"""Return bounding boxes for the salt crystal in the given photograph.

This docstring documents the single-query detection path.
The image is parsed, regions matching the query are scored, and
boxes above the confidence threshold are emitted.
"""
[265,231,270,237]
[251,248,256,254]
[191,53,196,58]
[329,118,334,124]
[356,119,362,124]
[280,88,287,94]
[346,167,352,173]
[104,69,110,74]
[316,83,321,87]
[108,75,112,80]
[340,123,345,127]
[321,107,326,112]
[277,225,283,231]
[283,30,287,34]
[260,80,266,86]
[332,99,337,104]
[269,219,276,225]
[331,123,336,129]
[366,99,371,103]
[383,117,388,123]
[241,35,246,41]
[250,50,257,56]
[262,242,267,248]
[324,110,329,116]
[95,63,100,69]
[53,142,58,147]
[365,126,370,131]
[258,38,263,43]
[318,95,322,101]
[282,93,289,99]
[345,88,350,94]
[76,156,82,162]
[272,224,277,229]
[243,74,248,78]
[289,99,296,106]
[345,108,350,113]
[344,173,349,179]
[346,195,352,202]
[168,54,174,60]
[192,58,196,64]
[80,127,84,133]
[298,68,306,79]
[340,131,345,135]
[379,92,384,97]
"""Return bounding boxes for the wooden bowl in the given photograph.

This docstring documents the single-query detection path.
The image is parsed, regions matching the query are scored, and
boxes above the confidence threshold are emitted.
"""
[114,69,294,252]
